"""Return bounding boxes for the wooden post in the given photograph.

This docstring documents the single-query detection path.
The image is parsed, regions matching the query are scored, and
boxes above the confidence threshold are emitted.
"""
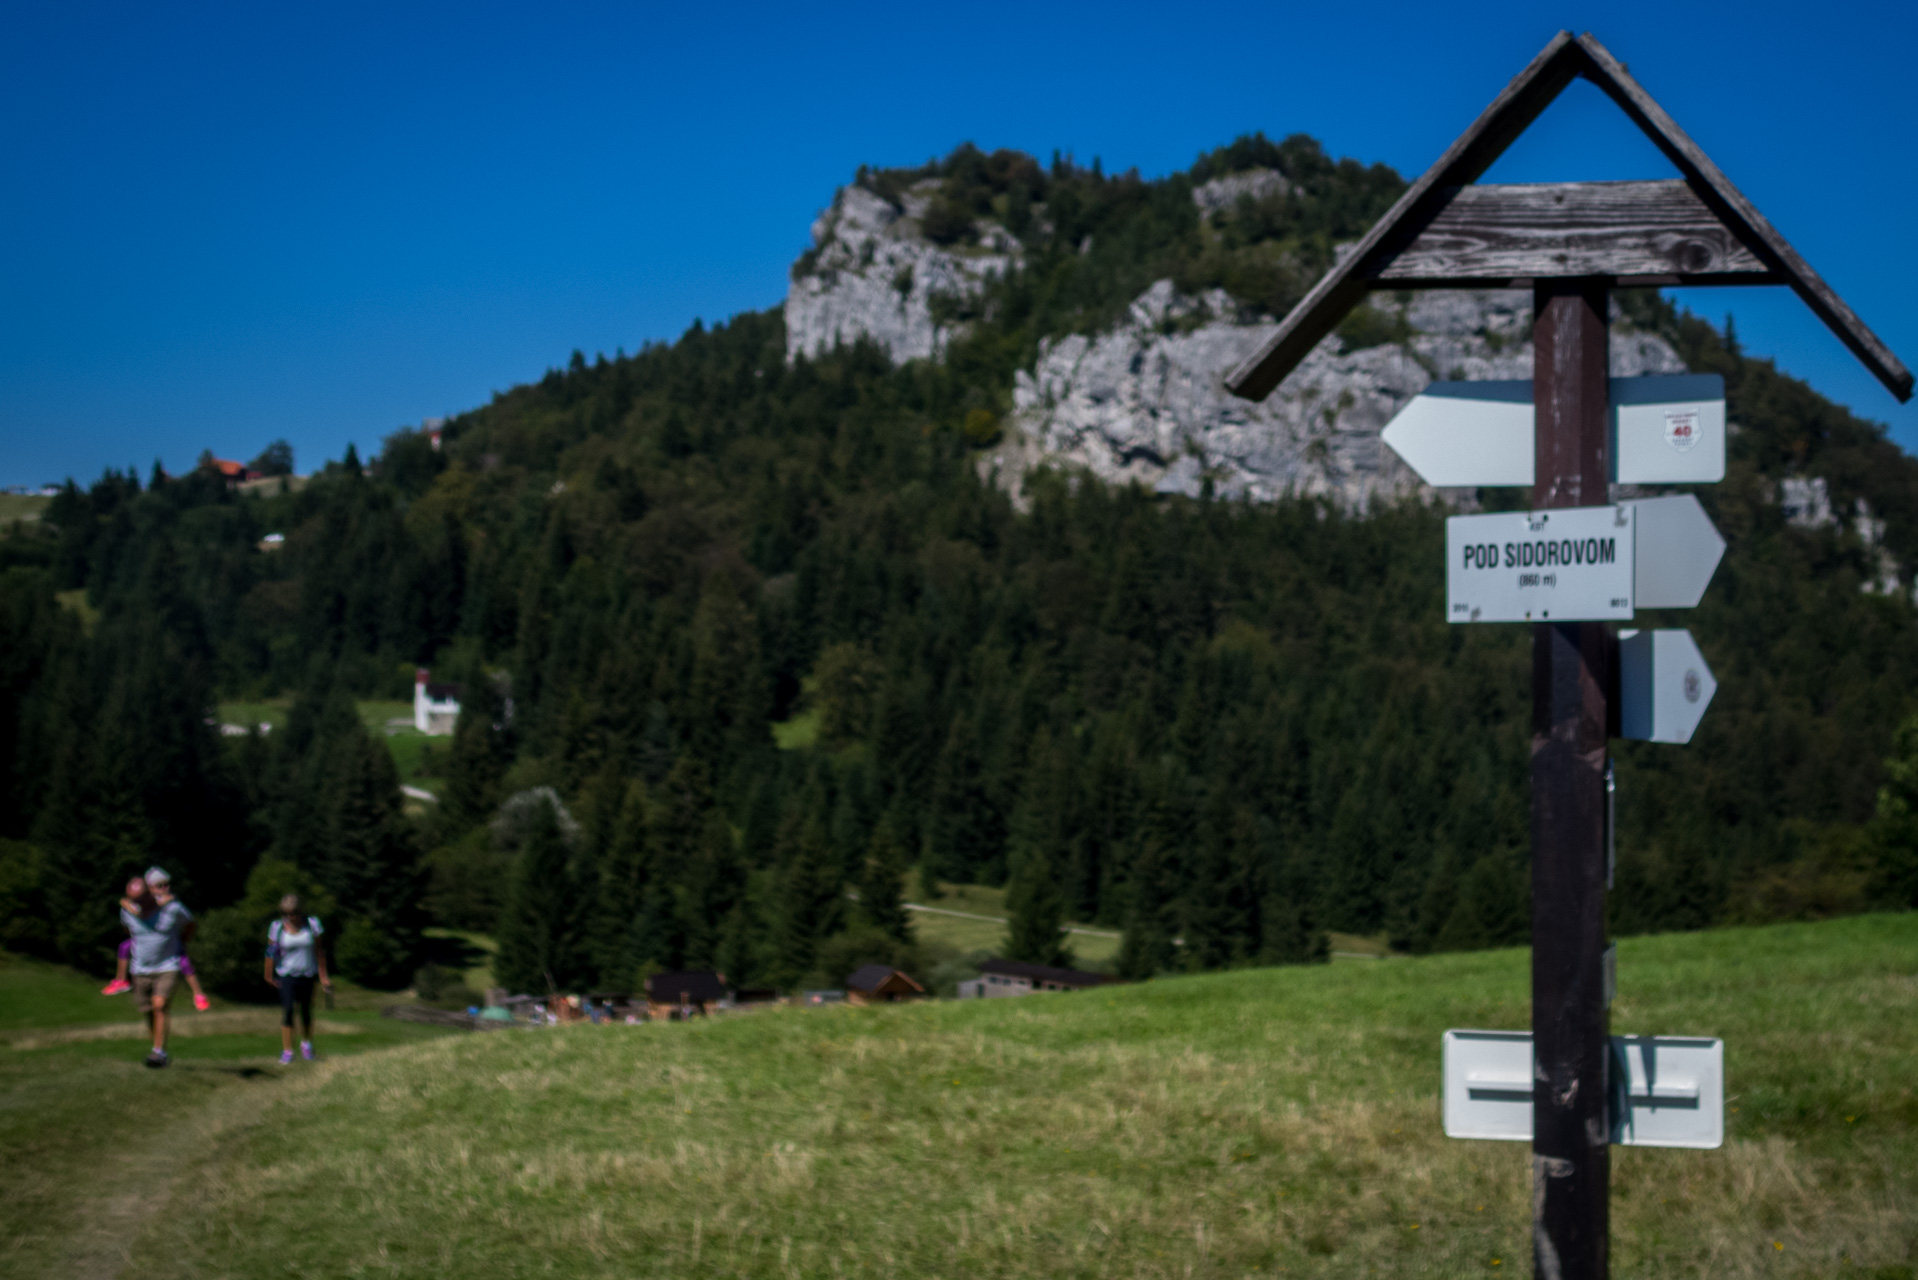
[1530,277,1613,1280]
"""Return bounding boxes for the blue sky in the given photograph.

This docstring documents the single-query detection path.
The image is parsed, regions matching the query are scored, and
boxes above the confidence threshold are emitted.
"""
[3,0,1913,487]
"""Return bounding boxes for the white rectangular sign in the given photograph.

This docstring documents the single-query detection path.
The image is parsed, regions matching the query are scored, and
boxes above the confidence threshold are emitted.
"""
[1442,1029,1532,1140]
[1447,504,1635,623]
[1613,1034,1725,1149]
[1613,375,1726,485]
[1442,1030,1725,1149]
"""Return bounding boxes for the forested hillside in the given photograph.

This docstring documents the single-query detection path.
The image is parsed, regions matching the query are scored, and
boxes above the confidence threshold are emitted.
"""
[2,139,1915,996]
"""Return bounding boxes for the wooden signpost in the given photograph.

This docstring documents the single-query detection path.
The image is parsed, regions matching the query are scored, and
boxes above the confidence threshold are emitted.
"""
[1228,31,1911,1280]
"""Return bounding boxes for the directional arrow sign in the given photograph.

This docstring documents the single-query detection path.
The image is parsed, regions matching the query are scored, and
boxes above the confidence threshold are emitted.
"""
[1384,374,1726,487]
[1630,494,1725,609]
[1618,628,1717,743]
[1384,381,1534,486]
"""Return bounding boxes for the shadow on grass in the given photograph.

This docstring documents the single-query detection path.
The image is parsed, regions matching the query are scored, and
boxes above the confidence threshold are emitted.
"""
[420,932,487,973]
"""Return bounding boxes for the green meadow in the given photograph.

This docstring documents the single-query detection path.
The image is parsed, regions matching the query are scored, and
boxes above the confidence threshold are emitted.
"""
[215,699,449,797]
[3,914,1914,1279]
[910,881,1124,970]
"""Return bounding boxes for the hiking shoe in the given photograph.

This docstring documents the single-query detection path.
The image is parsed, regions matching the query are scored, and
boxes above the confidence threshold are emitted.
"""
[299,1040,314,1061]
[102,979,132,996]
[144,1049,169,1069]
[193,992,211,1012]
[280,1049,295,1065]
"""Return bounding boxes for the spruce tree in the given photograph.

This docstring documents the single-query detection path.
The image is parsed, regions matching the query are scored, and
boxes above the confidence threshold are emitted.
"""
[1002,728,1074,966]
[774,816,841,986]
[716,898,760,989]
[678,813,743,969]
[493,795,586,994]
[926,712,1000,884]
[1002,843,1071,967]
[589,779,652,986]
[327,720,423,987]
[1116,834,1178,981]
[858,810,914,945]
[443,675,510,833]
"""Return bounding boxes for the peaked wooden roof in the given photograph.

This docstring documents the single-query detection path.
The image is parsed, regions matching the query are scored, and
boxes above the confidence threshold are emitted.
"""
[1226,31,1912,404]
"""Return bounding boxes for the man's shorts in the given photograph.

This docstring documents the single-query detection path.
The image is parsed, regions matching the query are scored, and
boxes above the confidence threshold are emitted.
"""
[132,970,179,1013]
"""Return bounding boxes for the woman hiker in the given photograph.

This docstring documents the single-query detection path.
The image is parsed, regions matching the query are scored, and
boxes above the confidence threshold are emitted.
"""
[263,894,331,1064]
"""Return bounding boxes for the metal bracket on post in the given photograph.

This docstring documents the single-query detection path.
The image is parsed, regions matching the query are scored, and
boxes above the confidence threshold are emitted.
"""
[1606,758,1616,891]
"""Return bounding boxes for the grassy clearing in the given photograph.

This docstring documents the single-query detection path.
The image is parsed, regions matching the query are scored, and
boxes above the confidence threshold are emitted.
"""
[422,927,498,993]
[0,492,51,524]
[217,698,290,731]
[1,913,1896,1279]
[357,698,415,729]
[771,706,822,750]
[359,700,449,795]
[911,881,1124,969]
[213,700,447,795]
[0,951,455,1279]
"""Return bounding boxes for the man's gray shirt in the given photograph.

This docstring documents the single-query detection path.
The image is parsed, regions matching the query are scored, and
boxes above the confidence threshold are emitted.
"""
[123,901,193,974]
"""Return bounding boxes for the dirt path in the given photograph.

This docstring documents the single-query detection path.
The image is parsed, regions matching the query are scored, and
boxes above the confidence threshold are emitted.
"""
[54,1066,278,1280]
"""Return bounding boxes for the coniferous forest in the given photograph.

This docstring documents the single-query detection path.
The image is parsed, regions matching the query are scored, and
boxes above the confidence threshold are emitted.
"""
[3,138,1916,997]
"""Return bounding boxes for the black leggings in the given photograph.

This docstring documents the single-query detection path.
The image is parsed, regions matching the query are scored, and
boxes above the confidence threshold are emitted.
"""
[279,975,315,1029]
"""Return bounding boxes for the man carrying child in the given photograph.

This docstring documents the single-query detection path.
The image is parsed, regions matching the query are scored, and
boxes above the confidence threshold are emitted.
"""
[124,866,195,1068]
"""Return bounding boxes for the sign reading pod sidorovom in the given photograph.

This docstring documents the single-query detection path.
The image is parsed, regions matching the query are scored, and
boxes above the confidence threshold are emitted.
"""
[1447,504,1635,622]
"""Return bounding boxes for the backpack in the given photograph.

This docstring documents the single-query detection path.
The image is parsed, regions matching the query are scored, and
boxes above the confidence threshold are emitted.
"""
[267,917,322,964]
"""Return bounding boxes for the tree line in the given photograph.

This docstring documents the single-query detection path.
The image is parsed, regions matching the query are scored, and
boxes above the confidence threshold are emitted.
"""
[2,141,1915,999]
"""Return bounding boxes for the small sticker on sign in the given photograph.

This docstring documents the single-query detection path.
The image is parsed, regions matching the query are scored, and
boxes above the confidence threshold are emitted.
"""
[1683,669,1702,703]
[1664,409,1702,453]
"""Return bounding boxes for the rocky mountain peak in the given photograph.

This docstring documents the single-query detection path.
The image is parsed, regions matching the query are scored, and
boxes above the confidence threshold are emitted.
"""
[785,181,1020,365]
[1191,167,1290,217]
[783,160,1687,508]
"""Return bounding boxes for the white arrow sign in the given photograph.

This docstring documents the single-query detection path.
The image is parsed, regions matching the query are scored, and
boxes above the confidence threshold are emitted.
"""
[1442,1029,1724,1148]
[1618,628,1717,743]
[1384,374,1726,487]
[1630,494,1725,609]
[1446,495,1724,623]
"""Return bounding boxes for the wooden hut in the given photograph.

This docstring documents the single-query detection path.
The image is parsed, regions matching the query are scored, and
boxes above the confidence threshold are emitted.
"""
[644,970,728,1020]
[845,965,925,1005]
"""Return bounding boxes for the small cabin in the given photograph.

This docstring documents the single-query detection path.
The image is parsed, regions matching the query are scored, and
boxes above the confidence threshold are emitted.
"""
[845,965,925,1005]
[413,668,463,735]
[644,970,728,1020]
[957,958,1117,999]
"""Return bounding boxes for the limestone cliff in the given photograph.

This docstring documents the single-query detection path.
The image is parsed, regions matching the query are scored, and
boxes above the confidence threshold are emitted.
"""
[784,175,1687,508]
[785,181,1020,365]
[992,282,1685,506]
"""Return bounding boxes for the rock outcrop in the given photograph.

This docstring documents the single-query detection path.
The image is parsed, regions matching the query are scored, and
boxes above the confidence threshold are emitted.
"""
[1190,168,1290,217]
[785,182,1020,364]
[784,180,1688,508]
[991,282,1686,507]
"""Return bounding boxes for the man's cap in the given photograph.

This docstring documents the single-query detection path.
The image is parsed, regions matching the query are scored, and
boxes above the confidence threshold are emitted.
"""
[144,866,171,885]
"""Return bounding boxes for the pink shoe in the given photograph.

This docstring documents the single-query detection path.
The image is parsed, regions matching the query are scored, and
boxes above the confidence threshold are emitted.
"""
[102,979,132,996]
[193,992,211,1012]
[300,1040,314,1061]
[280,1049,295,1065]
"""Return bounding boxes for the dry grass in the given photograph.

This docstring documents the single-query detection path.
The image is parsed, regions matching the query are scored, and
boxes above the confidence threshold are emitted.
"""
[3,1013,363,1050]
[96,913,1918,1279]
